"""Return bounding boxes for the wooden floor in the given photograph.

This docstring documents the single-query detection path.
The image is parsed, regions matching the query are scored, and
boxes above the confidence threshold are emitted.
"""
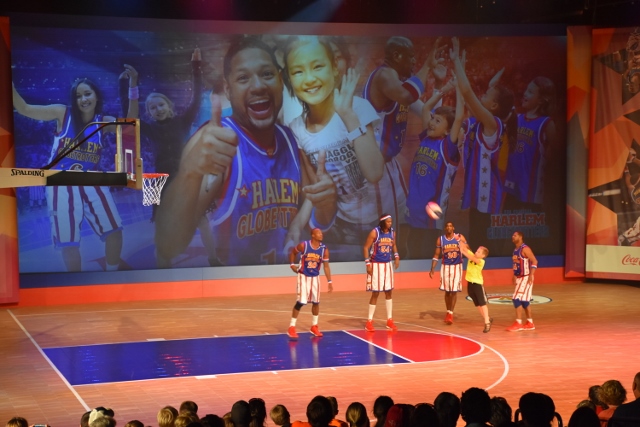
[1,281,639,427]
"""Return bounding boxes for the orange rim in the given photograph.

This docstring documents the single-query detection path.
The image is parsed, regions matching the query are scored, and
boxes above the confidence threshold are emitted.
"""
[142,173,169,178]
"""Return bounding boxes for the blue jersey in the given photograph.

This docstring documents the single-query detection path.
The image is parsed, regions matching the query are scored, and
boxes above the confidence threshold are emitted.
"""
[439,233,462,266]
[363,65,410,161]
[369,226,395,263]
[211,117,301,266]
[299,240,328,277]
[406,131,460,229]
[504,114,551,204]
[461,116,506,213]
[513,243,533,277]
[49,108,104,171]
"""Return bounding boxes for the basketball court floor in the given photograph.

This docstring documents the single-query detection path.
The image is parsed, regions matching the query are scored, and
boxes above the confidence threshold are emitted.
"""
[1,281,638,427]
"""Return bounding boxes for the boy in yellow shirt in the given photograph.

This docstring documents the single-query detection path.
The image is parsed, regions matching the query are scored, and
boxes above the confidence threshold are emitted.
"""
[460,241,492,332]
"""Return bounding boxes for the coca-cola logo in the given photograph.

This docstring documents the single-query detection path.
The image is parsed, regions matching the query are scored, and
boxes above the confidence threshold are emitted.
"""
[621,254,640,265]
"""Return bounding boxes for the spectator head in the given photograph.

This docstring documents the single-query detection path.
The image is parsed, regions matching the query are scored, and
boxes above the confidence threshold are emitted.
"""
[200,414,224,427]
[249,398,267,427]
[460,387,491,425]
[124,421,144,427]
[434,392,460,427]
[632,372,640,400]
[327,397,339,417]
[576,400,596,411]
[91,416,116,427]
[81,411,92,427]
[307,396,334,427]
[6,418,28,427]
[232,401,252,427]
[180,401,199,415]
[270,405,291,427]
[567,406,599,427]
[489,397,512,427]
[158,406,180,427]
[222,412,234,427]
[373,396,395,427]
[409,403,438,427]
[599,380,627,406]
[175,413,201,427]
[588,385,607,409]
[518,393,555,427]
[346,402,369,427]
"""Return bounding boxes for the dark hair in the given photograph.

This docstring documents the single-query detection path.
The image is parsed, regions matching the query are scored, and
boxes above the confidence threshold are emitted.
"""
[181,401,199,415]
[200,415,224,427]
[124,421,145,427]
[531,76,556,116]
[223,36,280,80]
[433,106,456,132]
[307,396,333,427]
[434,392,460,427]
[282,36,335,115]
[568,406,599,427]
[249,398,267,427]
[460,387,491,424]
[518,392,555,427]
[232,400,252,427]
[379,214,392,229]
[69,78,104,132]
[81,411,92,427]
[384,36,413,62]
[489,397,512,427]
[326,396,339,416]
[409,403,438,427]
[373,396,395,427]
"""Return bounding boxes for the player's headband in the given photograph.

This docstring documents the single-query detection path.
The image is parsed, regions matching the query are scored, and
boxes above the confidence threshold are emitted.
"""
[379,215,392,221]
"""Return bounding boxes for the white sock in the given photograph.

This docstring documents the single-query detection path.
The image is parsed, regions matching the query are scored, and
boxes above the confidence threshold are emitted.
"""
[447,310,453,314]
[105,262,119,271]
[368,304,376,320]
[312,315,319,326]
[290,318,297,327]
[386,299,393,319]
[516,319,523,324]
[527,318,533,323]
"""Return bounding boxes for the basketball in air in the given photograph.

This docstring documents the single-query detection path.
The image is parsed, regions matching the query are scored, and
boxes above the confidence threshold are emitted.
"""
[425,201,443,220]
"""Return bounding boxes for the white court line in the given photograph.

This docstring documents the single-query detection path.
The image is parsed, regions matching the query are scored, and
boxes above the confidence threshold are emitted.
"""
[342,330,415,363]
[8,309,90,411]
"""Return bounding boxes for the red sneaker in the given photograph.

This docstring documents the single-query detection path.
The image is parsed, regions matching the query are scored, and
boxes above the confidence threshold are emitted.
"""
[386,318,398,331]
[310,325,323,337]
[287,326,299,340]
[523,321,536,331]
[365,320,375,332]
[444,312,453,325]
[506,321,524,332]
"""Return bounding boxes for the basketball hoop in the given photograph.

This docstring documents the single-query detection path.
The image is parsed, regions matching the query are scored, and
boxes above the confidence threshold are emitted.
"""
[142,173,169,206]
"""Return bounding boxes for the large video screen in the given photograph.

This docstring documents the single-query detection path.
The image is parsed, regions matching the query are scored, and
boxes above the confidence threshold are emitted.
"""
[10,19,567,273]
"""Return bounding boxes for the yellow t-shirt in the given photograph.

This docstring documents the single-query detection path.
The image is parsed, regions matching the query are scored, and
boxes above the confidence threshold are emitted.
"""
[465,249,485,285]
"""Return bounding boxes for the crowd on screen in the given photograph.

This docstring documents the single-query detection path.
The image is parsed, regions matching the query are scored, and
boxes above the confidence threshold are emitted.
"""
[6,373,640,427]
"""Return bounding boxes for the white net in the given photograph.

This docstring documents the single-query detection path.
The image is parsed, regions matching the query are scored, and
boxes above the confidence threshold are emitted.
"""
[142,173,169,206]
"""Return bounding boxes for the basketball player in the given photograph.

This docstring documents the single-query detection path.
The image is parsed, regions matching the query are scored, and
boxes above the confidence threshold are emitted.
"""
[155,37,337,266]
[287,228,332,339]
[429,221,467,324]
[12,66,138,272]
[363,37,444,252]
[507,231,538,331]
[363,213,400,332]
